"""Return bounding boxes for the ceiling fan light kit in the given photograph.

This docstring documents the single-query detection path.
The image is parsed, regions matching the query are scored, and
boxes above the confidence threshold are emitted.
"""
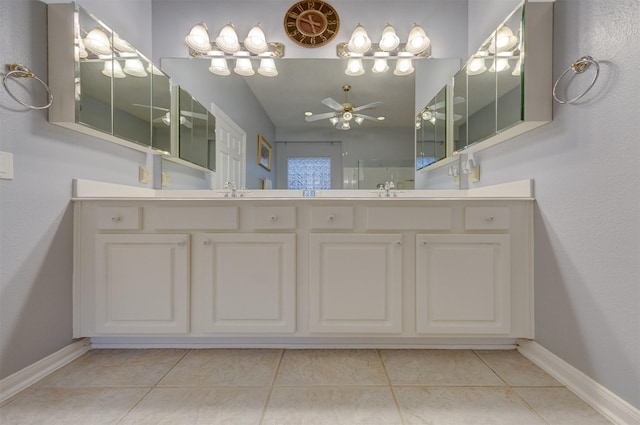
[305,84,383,131]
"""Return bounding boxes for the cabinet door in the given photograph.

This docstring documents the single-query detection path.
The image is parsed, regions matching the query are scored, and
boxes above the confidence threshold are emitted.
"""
[309,234,403,334]
[200,234,296,333]
[94,234,190,334]
[416,234,511,334]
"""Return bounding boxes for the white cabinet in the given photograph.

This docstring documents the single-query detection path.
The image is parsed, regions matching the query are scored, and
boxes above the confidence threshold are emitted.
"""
[309,234,403,333]
[198,233,296,333]
[94,234,190,334]
[416,234,511,335]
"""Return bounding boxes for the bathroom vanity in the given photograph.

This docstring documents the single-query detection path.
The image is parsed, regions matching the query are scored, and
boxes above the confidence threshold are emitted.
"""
[72,179,534,347]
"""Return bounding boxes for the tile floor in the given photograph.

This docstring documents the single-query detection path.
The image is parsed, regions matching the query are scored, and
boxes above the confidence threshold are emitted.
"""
[0,348,613,425]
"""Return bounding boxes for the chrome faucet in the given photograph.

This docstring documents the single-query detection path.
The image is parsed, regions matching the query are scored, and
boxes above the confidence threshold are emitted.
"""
[223,181,247,197]
[377,181,396,197]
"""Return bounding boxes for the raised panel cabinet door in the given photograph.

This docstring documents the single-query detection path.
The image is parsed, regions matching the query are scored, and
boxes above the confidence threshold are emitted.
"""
[94,234,190,334]
[309,234,403,334]
[416,234,511,335]
[200,233,296,333]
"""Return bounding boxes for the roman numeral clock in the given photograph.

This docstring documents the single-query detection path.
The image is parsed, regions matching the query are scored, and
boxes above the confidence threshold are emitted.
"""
[284,1,340,47]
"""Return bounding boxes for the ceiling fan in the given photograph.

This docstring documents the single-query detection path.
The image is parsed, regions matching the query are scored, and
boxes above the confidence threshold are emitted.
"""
[132,104,199,128]
[419,96,465,123]
[305,84,382,130]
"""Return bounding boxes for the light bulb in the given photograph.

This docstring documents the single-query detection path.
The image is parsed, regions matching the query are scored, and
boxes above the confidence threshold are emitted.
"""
[393,56,414,76]
[233,52,254,76]
[354,116,364,125]
[123,59,147,77]
[329,116,339,125]
[258,58,278,77]
[406,24,430,54]
[372,53,390,73]
[216,23,240,54]
[345,58,365,76]
[208,57,230,76]
[347,24,371,54]
[185,22,211,54]
[467,57,487,75]
[244,24,268,54]
[341,121,351,130]
[379,24,400,51]
[101,60,126,78]
[84,28,111,55]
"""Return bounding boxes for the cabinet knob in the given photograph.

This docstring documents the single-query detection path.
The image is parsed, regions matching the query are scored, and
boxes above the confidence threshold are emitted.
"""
[486,216,495,222]
[203,240,211,246]
[177,240,186,247]
[396,241,402,246]
[269,215,278,222]
[328,214,335,222]
[111,216,121,222]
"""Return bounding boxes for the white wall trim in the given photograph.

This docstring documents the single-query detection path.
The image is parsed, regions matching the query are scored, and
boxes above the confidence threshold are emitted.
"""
[0,338,90,404]
[518,340,640,425]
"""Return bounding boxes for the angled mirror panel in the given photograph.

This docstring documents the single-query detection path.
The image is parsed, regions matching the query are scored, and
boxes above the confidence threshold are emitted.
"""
[452,67,467,152]
[151,70,172,154]
[496,3,524,133]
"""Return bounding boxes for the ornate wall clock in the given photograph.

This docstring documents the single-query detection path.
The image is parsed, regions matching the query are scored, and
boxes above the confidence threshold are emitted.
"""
[284,1,340,48]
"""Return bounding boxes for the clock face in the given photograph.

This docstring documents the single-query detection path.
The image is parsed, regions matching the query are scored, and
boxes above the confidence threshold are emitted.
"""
[284,1,340,48]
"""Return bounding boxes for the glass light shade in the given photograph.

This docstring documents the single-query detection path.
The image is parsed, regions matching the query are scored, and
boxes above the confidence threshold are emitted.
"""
[354,116,365,125]
[185,22,211,54]
[234,53,255,76]
[343,111,353,121]
[113,33,135,53]
[415,117,422,129]
[161,112,171,126]
[489,57,510,72]
[244,24,268,54]
[512,56,522,76]
[347,25,371,54]
[123,59,147,77]
[341,121,351,130]
[84,28,111,55]
[329,116,339,126]
[491,26,518,53]
[258,58,278,77]
[345,58,365,76]
[466,57,487,75]
[77,37,88,59]
[393,57,414,76]
[379,24,400,51]
[405,24,430,54]
[208,57,230,76]
[372,55,389,73]
[216,23,240,54]
[101,60,126,78]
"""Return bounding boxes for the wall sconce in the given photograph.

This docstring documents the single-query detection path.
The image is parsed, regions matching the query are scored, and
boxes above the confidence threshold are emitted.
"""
[462,155,481,183]
[448,165,460,185]
[185,22,284,77]
[337,23,431,76]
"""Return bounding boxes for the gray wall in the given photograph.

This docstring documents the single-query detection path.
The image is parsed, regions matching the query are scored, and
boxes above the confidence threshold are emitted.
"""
[461,0,640,408]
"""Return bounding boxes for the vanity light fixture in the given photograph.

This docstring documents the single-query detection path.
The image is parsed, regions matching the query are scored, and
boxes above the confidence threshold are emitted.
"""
[185,21,285,77]
[489,57,511,73]
[337,23,431,76]
[101,60,126,78]
[84,28,111,55]
[122,58,148,77]
[490,25,518,53]
[467,57,487,75]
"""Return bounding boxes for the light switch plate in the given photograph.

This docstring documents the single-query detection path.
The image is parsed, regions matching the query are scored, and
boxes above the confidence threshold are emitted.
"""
[0,152,14,180]
[161,172,170,187]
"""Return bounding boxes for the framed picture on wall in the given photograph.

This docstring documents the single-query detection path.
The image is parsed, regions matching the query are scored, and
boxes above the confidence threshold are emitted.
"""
[258,134,272,171]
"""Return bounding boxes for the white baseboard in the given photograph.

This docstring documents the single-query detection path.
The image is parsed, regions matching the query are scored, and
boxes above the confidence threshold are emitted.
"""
[0,338,91,404]
[518,339,640,425]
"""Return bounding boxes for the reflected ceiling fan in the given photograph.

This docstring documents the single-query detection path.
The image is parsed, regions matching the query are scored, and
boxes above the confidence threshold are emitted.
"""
[419,96,465,123]
[132,104,199,128]
[305,84,382,130]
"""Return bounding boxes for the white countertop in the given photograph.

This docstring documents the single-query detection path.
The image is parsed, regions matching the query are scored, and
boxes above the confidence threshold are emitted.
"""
[72,179,534,200]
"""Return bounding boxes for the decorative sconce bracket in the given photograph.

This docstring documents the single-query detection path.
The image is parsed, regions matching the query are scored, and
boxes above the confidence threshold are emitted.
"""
[336,42,431,59]
[188,42,285,59]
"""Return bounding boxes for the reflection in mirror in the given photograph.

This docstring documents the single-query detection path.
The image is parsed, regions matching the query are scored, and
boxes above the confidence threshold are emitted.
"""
[416,85,447,170]
[496,4,524,133]
[178,88,215,171]
[75,3,174,151]
[452,67,467,152]
[467,34,496,145]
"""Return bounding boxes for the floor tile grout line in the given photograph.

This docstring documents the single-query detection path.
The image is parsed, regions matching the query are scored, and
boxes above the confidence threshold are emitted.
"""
[151,348,192,388]
[472,350,554,425]
[114,387,154,425]
[377,349,409,425]
[259,348,285,425]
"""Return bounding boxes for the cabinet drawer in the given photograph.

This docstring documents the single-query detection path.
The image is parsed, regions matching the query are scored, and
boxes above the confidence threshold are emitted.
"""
[146,207,238,230]
[310,206,354,230]
[96,207,141,230]
[252,206,296,230]
[465,207,510,230]
[366,207,452,230]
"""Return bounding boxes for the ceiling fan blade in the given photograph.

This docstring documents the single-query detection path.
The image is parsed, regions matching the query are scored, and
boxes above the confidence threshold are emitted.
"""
[432,96,465,110]
[353,101,382,112]
[354,113,378,122]
[180,117,193,128]
[305,112,337,122]
[435,112,446,120]
[180,111,208,120]
[321,97,344,111]
[132,103,170,112]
